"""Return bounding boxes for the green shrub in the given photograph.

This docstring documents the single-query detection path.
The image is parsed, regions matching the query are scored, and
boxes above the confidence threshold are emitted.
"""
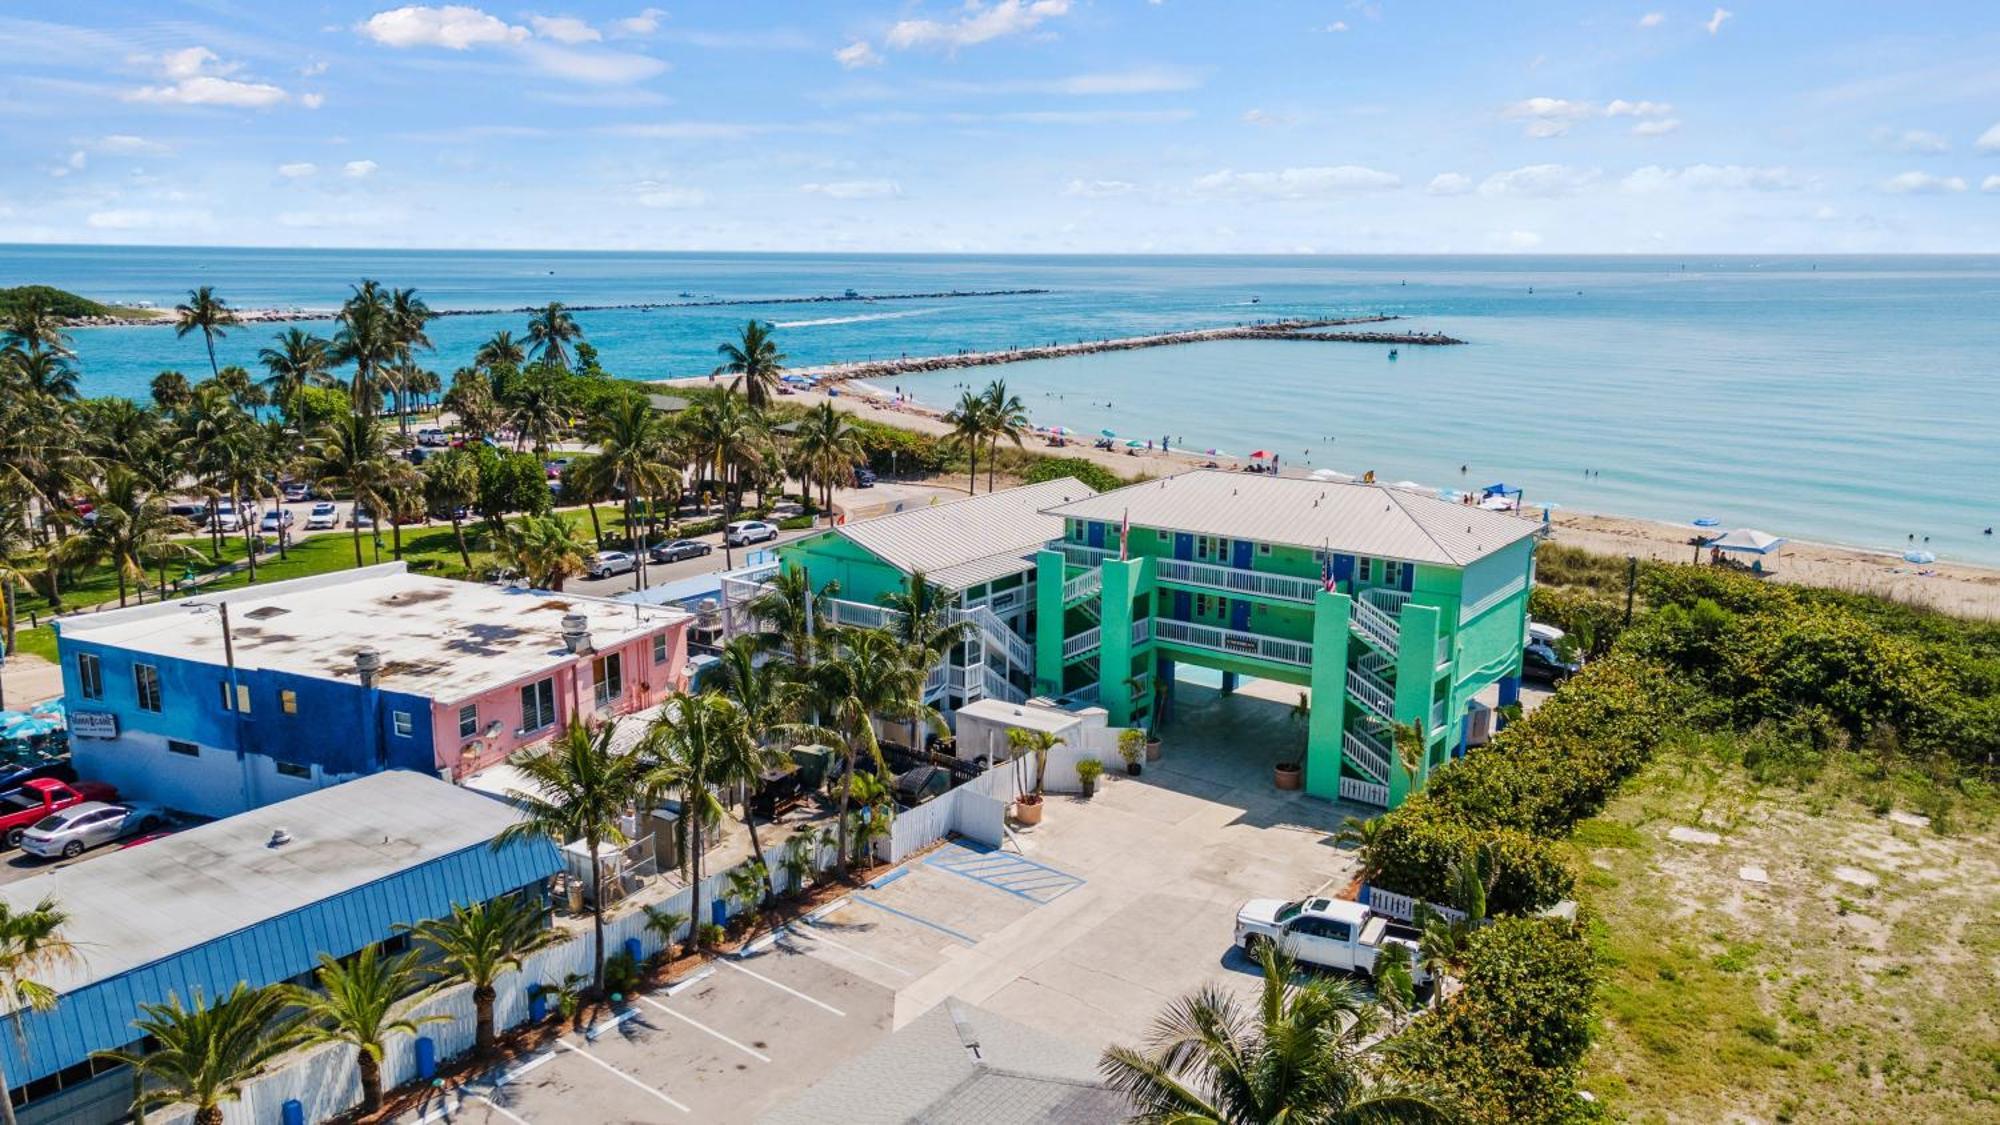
[0,284,116,320]
[1021,456,1128,494]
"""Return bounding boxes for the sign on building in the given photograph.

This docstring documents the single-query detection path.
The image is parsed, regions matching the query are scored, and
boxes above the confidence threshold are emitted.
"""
[68,711,119,739]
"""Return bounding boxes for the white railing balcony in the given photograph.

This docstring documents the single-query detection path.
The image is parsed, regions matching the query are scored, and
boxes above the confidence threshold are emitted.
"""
[1360,587,1411,616]
[1061,568,1102,606]
[1130,617,1154,646]
[1153,619,1313,667]
[1154,558,1319,604]
[1437,633,1452,668]
[982,664,1025,704]
[1356,649,1396,679]
[1350,597,1401,654]
[1346,665,1395,720]
[827,597,900,631]
[1063,626,1103,661]
[1048,541,1113,569]
[1128,671,1152,700]
[1342,728,1392,783]
[962,605,1032,671]
[1339,776,1390,807]
[1431,699,1448,732]
[923,663,947,698]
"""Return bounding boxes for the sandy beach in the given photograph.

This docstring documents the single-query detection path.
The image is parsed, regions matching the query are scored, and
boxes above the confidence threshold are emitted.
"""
[754,381,2000,620]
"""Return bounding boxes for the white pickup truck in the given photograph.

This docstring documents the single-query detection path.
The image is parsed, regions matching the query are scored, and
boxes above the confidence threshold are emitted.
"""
[1234,896,1426,980]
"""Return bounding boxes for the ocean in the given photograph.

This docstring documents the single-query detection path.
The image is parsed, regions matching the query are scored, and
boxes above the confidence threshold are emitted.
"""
[6,246,1996,566]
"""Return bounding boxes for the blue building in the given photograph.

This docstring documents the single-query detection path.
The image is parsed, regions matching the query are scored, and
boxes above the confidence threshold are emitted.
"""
[0,770,560,1125]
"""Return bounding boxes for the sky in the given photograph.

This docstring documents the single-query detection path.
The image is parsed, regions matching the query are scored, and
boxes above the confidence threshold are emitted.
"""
[1,1,1998,253]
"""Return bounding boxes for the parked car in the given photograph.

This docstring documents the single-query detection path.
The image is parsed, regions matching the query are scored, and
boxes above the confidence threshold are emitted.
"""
[417,427,447,447]
[351,507,377,529]
[545,458,571,480]
[1521,641,1580,686]
[893,765,952,808]
[281,481,309,502]
[211,503,242,533]
[0,779,118,849]
[723,519,779,546]
[259,509,295,533]
[649,538,713,564]
[168,502,209,526]
[0,760,77,794]
[305,502,339,529]
[1234,896,1427,980]
[20,801,166,860]
[852,465,878,487]
[586,550,636,579]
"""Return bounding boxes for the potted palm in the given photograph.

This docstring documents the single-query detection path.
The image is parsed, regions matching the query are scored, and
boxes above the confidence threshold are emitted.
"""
[1276,690,1308,789]
[1118,727,1146,776]
[1075,757,1104,797]
[1008,727,1060,825]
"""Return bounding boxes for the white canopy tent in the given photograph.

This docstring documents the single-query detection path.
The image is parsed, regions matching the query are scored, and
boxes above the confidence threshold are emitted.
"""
[1704,527,1788,554]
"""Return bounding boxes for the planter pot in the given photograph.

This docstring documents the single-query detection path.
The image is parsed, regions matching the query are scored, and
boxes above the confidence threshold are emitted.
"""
[1014,796,1045,826]
[1080,778,1097,798]
[1274,763,1303,790]
[1125,762,1142,776]
[1146,738,1163,762]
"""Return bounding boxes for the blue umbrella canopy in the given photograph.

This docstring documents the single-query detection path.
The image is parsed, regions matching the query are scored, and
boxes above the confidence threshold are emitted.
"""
[1692,517,1720,527]
[1098,428,1117,438]
[0,716,59,739]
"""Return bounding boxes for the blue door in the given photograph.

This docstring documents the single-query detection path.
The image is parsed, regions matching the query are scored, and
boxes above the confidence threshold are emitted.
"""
[1400,562,1416,592]
[1332,553,1354,583]
[1172,591,1191,620]
[1229,599,1251,631]
[1174,532,1194,561]
[1087,522,1105,549]
[1231,539,1254,569]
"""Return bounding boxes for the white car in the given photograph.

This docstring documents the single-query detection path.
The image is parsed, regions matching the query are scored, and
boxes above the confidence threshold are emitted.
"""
[20,801,167,860]
[724,519,780,546]
[211,503,242,533]
[1234,896,1426,980]
[417,427,448,447]
[587,550,636,579]
[305,502,339,529]
[259,509,295,533]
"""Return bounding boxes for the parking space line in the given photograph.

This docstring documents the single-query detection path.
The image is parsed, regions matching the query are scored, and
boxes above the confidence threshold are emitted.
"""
[785,924,915,978]
[719,958,846,1016]
[850,893,979,945]
[665,966,713,995]
[635,994,771,1062]
[469,1093,534,1125]
[554,1038,691,1114]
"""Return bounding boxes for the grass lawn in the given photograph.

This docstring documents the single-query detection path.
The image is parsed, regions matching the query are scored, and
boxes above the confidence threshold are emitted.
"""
[1576,734,1999,1122]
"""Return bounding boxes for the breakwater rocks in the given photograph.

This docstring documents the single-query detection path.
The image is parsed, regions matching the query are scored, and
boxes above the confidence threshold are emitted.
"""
[763,316,1464,385]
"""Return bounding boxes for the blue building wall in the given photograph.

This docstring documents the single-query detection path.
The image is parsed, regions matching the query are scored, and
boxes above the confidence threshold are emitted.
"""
[10,833,560,1084]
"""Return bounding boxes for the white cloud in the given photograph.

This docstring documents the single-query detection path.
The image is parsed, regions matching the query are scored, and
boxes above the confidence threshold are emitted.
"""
[1638,12,1665,28]
[1426,172,1473,195]
[835,41,881,69]
[94,135,171,155]
[635,182,706,208]
[1496,230,1544,250]
[1875,128,1949,154]
[1192,165,1401,198]
[1501,97,1595,138]
[1705,7,1732,35]
[615,8,666,35]
[126,47,290,108]
[86,208,213,231]
[1882,171,1967,194]
[1975,123,2000,153]
[1983,175,2000,193]
[530,15,601,44]
[343,159,379,178]
[278,161,318,178]
[276,207,407,229]
[802,179,903,199]
[66,151,87,170]
[1622,164,1804,192]
[1320,21,1349,32]
[1605,99,1673,117]
[1479,164,1597,197]
[301,60,330,77]
[301,93,326,109]
[358,5,529,49]
[885,0,1073,51]
[1064,179,1137,197]
[1241,108,1290,127]
[518,42,667,83]
[1631,118,1681,137]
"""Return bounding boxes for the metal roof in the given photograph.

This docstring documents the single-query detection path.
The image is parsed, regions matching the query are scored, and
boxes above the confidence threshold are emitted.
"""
[1042,470,1539,567]
[0,771,559,1081]
[835,478,1097,590]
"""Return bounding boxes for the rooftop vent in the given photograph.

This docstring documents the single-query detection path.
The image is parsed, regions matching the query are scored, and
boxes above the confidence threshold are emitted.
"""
[244,606,291,620]
[355,647,383,689]
[267,828,293,848]
[561,613,593,655]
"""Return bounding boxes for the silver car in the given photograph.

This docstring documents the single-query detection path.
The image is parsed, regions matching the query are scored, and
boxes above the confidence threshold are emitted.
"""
[20,802,165,859]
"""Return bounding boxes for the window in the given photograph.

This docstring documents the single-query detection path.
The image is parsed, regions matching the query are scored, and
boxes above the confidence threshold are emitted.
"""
[1257,542,1272,556]
[281,689,297,715]
[392,710,413,738]
[76,653,103,700]
[1194,594,1210,618]
[274,760,311,780]
[652,633,668,665]
[166,739,198,757]
[459,704,479,739]
[217,682,250,713]
[520,677,557,732]
[1358,557,1374,583]
[593,653,624,710]
[134,664,163,712]
[1383,560,1404,588]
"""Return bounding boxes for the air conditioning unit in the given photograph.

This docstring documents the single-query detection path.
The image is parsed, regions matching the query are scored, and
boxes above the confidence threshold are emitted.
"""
[1465,700,1494,747]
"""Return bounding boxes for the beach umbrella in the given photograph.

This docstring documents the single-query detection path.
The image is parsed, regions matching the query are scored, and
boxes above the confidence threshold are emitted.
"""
[1124,439,1146,448]
[1692,517,1720,528]
[1705,528,1787,554]
[1249,449,1272,459]
[1098,428,1117,438]
[1903,549,1936,564]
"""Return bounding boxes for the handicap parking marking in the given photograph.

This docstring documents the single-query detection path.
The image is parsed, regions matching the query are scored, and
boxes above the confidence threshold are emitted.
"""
[720,956,847,1016]
[554,1037,692,1114]
[635,994,772,1062]
[923,843,1085,904]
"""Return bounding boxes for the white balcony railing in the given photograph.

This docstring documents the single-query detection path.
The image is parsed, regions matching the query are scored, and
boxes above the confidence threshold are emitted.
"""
[1346,665,1396,720]
[1153,619,1312,667]
[1063,626,1103,661]
[1342,728,1393,783]
[1349,597,1401,653]
[983,664,1025,704]
[1339,776,1390,807]
[1048,541,1113,568]
[1154,558,1320,604]
[1061,568,1102,606]
[923,663,947,698]
[964,604,1032,672]
[1130,616,1154,646]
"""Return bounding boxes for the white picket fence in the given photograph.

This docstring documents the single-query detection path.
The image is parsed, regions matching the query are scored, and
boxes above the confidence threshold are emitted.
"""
[1364,887,1468,925]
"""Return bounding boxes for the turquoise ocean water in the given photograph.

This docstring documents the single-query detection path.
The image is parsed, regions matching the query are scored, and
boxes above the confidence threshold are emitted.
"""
[5,246,1996,566]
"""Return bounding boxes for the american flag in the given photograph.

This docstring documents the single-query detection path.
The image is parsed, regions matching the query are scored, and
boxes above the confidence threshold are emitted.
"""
[1321,546,1337,593]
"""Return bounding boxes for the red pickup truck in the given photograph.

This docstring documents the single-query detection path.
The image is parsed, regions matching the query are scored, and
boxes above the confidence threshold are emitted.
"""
[1,780,118,848]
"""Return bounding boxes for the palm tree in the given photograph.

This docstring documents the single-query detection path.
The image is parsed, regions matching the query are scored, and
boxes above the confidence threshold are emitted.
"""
[591,396,675,587]
[843,770,894,869]
[0,296,72,358]
[173,286,239,379]
[284,946,445,1114]
[506,370,573,454]
[881,571,972,751]
[979,379,1029,492]
[643,905,690,963]
[256,328,331,420]
[1,348,78,401]
[944,390,992,495]
[502,513,589,590]
[681,391,759,518]
[708,639,803,903]
[303,412,393,567]
[47,467,201,606]
[637,694,743,948]
[1333,815,1389,887]
[475,330,526,371]
[0,895,76,1125]
[198,421,279,583]
[150,370,193,415]
[96,984,304,1125]
[497,719,646,994]
[422,450,482,569]
[400,895,559,1054]
[793,628,925,871]
[1100,942,1453,1124]
[1006,726,1061,803]
[331,282,399,414]
[526,302,583,371]
[1414,846,1494,1002]
[792,401,864,521]
[748,566,839,672]
[713,320,786,409]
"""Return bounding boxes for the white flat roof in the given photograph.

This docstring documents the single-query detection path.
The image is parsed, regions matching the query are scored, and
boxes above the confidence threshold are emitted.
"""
[58,564,688,702]
[1044,470,1539,567]
[954,697,1082,733]
[0,771,534,997]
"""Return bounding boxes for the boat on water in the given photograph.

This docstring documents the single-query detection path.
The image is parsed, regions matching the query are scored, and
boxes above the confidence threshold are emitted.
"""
[1249,295,1261,304]
[844,288,860,298]
[1388,348,1399,360]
